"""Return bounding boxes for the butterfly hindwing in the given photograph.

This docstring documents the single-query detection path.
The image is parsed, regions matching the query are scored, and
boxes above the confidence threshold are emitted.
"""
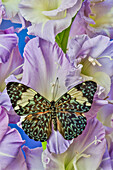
[22,111,52,142]
[57,112,87,140]
[7,82,51,116]
[55,81,97,113]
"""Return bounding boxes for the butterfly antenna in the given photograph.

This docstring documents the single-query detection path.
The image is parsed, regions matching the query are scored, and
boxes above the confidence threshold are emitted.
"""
[52,77,59,101]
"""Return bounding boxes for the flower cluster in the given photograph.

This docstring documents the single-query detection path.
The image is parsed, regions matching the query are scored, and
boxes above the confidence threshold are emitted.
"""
[0,0,113,169]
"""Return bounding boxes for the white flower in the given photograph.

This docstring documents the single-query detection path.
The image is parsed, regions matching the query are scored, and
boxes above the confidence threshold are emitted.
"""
[19,0,82,43]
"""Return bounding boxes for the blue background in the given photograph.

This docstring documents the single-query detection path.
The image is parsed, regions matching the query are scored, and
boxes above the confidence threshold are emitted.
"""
[0,20,42,149]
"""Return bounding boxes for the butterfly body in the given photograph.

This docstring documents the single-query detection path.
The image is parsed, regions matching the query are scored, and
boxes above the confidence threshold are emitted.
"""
[7,81,97,142]
[49,101,57,131]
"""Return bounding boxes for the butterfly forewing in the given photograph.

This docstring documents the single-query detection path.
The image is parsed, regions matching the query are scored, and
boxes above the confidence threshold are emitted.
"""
[7,82,51,116]
[55,81,97,113]
[22,111,52,142]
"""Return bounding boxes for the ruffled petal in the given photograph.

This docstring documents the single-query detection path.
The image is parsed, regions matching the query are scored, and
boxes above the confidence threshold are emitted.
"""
[98,144,113,170]
[5,149,27,170]
[0,106,9,140]
[65,64,83,89]
[97,81,113,128]
[69,0,113,39]
[19,0,82,43]
[2,0,20,20]
[0,44,23,92]
[0,127,25,169]
[42,118,106,170]
[22,37,70,101]
[47,128,73,154]
[0,33,18,63]
[23,146,44,170]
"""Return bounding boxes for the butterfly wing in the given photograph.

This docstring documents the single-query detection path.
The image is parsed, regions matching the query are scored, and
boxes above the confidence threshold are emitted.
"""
[22,111,52,142]
[56,112,87,140]
[6,82,51,116]
[55,81,97,139]
[55,81,97,113]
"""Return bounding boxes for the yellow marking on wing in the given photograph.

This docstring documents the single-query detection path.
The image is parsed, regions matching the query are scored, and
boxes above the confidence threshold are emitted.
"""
[18,84,22,87]
[67,88,77,94]
[85,102,91,106]
[16,100,30,107]
[16,88,37,107]
[14,105,20,110]
[27,88,37,94]
[67,88,90,105]
[75,99,91,106]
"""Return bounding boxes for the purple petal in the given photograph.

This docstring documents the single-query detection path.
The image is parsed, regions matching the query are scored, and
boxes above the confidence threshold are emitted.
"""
[69,0,92,39]
[23,146,44,170]
[97,81,113,129]
[0,44,23,91]
[0,86,25,168]
[3,75,22,123]
[8,110,20,124]
[92,43,113,77]
[0,0,7,23]
[0,33,18,63]
[0,89,11,111]
[85,98,108,120]
[42,118,106,170]
[67,34,89,62]
[109,142,113,169]
[22,37,70,101]
[65,64,83,89]
[98,136,113,170]
[0,106,9,140]
[5,149,27,170]
[69,0,91,39]
[67,35,112,98]
[66,118,106,170]
[68,35,111,61]
[88,0,113,38]
[69,0,113,39]
[47,128,73,154]
[0,27,15,34]
[0,75,21,124]
[0,127,25,169]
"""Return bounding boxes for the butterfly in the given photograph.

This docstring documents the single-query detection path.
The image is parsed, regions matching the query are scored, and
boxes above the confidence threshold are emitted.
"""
[6,80,97,142]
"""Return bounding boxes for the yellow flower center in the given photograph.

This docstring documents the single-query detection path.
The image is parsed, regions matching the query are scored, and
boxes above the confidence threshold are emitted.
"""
[89,0,113,32]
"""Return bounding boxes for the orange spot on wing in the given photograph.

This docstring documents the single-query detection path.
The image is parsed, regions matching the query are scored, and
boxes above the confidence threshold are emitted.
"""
[35,111,50,115]
[74,112,82,116]
[27,114,32,118]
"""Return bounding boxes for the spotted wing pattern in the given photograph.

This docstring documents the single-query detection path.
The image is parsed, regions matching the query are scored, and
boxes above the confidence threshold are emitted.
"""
[7,82,51,116]
[57,112,87,140]
[6,81,97,141]
[22,111,52,142]
[55,81,97,140]
[55,81,97,113]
